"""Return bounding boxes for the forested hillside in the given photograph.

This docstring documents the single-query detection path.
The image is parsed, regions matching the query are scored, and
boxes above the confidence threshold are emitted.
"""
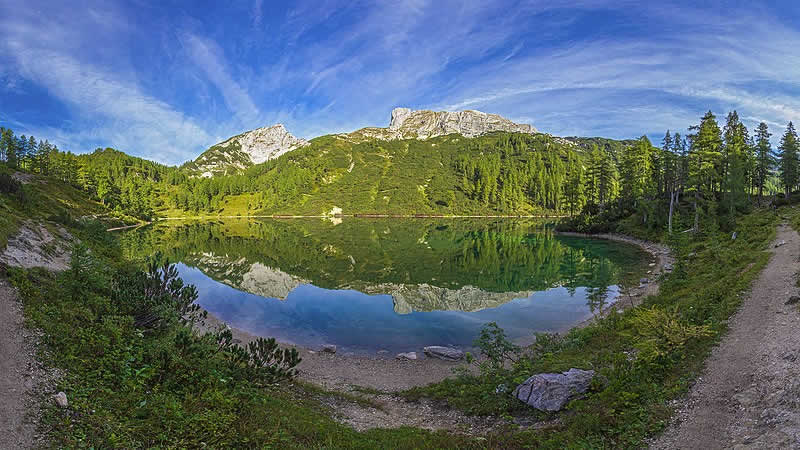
[1,108,793,225]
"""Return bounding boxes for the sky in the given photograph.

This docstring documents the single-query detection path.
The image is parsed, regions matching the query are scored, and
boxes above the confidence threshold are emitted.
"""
[1,0,800,165]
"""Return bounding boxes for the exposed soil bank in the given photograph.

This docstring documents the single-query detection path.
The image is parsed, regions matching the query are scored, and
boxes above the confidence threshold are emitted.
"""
[650,224,800,448]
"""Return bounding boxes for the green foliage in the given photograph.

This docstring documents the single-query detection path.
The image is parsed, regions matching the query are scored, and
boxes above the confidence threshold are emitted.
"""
[779,122,799,196]
[625,306,713,368]
[473,322,521,375]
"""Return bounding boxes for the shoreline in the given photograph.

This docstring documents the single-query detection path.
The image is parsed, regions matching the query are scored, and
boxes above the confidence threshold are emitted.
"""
[192,231,674,393]
[156,214,568,220]
[557,232,674,328]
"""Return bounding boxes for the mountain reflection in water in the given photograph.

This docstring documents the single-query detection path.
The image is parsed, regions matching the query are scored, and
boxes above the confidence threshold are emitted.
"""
[122,218,648,353]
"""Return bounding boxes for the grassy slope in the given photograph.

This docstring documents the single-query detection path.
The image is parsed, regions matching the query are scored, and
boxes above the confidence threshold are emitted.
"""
[0,165,109,248]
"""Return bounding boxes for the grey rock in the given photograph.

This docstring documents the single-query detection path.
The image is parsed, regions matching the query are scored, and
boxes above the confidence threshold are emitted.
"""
[321,344,337,354]
[785,296,800,305]
[640,278,649,284]
[191,124,309,177]
[396,352,417,360]
[775,240,787,248]
[732,232,737,240]
[423,346,464,361]
[512,368,595,411]
[663,262,674,271]
[54,392,68,408]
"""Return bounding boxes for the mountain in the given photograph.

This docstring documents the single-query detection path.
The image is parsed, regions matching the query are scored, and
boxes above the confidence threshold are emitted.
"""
[341,107,537,142]
[186,108,536,177]
[185,124,309,177]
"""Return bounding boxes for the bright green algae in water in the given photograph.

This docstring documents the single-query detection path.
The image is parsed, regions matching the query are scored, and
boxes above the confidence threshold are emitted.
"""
[121,218,649,354]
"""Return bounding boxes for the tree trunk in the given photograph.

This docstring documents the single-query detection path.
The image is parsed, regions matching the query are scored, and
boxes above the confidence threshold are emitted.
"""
[668,190,676,234]
[693,190,700,232]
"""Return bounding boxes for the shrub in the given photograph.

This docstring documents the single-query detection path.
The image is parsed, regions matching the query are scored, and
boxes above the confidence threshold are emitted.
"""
[625,306,713,368]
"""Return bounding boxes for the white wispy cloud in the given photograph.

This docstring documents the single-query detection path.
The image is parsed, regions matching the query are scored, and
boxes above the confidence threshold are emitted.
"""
[180,33,263,128]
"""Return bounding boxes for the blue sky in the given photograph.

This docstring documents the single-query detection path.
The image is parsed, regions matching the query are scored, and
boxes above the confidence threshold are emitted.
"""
[1,0,799,165]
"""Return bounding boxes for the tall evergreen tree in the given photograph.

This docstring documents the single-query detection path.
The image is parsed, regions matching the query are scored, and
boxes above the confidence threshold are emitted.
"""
[688,111,723,231]
[722,111,749,215]
[754,122,774,199]
[778,122,799,197]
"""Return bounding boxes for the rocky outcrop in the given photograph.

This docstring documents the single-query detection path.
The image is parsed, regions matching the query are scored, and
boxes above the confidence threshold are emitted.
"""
[342,108,536,142]
[189,124,309,177]
[512,368,594,411]
[389,107,536,139]
[423,346,464,361]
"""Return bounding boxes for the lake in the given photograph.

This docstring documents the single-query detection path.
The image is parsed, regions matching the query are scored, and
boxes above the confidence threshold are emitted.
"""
[121,218,649,354]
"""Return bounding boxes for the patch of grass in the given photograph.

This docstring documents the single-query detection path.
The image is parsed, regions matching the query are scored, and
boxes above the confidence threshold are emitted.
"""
[407,207,781,448]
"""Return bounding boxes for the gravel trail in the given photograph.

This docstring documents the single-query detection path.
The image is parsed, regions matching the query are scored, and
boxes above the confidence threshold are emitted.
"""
[651,224,800,449]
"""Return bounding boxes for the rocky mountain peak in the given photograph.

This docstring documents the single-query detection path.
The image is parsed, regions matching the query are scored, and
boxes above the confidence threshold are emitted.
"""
[386,107,537,139]
[188,123,309,177]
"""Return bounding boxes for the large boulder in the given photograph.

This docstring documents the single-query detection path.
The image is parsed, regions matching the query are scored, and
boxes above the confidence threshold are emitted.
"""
[423,346,464,361]
[512,368,594,411]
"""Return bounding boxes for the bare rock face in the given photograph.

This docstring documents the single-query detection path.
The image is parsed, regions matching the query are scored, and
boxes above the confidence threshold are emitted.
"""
[513,368,594,411]
[191,124,309,177]
[388,107,536,139]
[341,107,537,142]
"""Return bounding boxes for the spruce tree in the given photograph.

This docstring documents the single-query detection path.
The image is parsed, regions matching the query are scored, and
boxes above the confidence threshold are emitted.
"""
[688,111,723,231]
[754,122,773,199]
[779,122,799,197]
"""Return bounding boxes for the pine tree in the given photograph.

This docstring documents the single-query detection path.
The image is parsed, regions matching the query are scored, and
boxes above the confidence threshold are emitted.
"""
[778,122,799,197]
[562,153,584,215]
[688,111,723,231]
[754,122,773,199]
[722,111,749,215]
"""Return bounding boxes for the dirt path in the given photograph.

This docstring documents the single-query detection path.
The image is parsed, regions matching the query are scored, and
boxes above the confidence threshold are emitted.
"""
[0,280,39,449]
[651,224,800,449]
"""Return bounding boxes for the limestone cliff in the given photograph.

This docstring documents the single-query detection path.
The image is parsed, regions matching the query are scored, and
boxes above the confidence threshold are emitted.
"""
[343,107,537,142]
[187,124,309,177]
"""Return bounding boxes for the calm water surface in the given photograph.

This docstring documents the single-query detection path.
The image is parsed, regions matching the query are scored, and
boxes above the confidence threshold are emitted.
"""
[122,218,649,354]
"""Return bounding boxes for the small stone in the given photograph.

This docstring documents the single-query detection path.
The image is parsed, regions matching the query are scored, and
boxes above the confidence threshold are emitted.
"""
[775,240,787,248]
[785,296,800,305]
[663,263,674,271]
[495,383,509,394]
[640,278,649,284]
[649,263,656,267]
[396,352,417,360]
[321,344,337,354]
[54,392,68,408]
[731,232,737,240]
[423,346,464,361]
